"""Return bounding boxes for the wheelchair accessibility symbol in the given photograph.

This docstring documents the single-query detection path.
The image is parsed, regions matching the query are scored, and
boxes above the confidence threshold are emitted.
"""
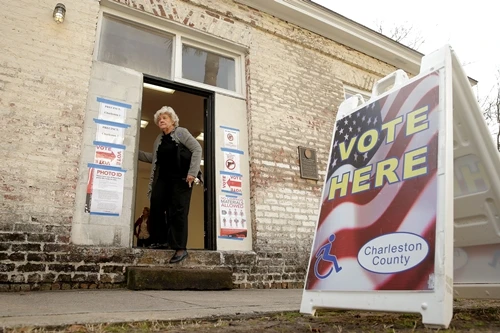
[314,234,342,280]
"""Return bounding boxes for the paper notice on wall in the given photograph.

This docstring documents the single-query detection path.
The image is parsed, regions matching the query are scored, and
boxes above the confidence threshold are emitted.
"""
[221,174,242,195]
[97,97,131,123]
[85,165,126,216]
[223,150,241,174]
[219,195,247,238]
[94,144,124,167]
[95,121,126,145]
[222,126,240,149]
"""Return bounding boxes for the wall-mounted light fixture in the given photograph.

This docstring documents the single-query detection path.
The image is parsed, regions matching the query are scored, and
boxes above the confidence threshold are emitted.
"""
[143,83,175,94]
[196,132,204,141]
[140,120,149,129]
[53,3,66,24]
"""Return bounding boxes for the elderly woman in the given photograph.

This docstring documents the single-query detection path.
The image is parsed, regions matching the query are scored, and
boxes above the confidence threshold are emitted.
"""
[138,106,202,263]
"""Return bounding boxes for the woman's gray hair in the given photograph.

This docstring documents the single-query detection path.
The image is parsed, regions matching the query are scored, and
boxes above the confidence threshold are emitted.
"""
[154,106,179,127]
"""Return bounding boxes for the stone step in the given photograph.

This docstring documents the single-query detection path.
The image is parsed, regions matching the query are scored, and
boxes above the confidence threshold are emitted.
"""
[127,266,234,291]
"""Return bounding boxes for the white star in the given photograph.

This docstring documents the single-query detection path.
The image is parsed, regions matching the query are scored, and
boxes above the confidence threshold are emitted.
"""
[358,126,361,132]
[339,128,344,134]
[331,158,337,167]
[333,140,338,148]
[357,112,360,118]
[344,119,349,125]
[374,118,378,125]
[354,152,358,160]
[349,127,353,132]
[344,134,349,141]
[353,120,356,125]
[367,117,372,125]
[362,115,366,122]
[363,153,368,160]
[348,113,352,118]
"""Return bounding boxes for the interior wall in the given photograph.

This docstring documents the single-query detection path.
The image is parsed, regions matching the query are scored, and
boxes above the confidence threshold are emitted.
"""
[134,87,205,249]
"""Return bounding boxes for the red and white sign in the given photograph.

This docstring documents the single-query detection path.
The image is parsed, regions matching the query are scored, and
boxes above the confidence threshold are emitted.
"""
[219,195,247,238]
[94,145,123,167]
[88,167,125,216]
[221,174,242,194]
[223,151,240,174]
[223,128,239,149]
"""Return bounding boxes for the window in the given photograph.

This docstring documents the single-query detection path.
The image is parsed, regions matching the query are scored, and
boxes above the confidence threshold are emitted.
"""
[98,16,174,79]
[182,44,236,91]
[96,14,244,96]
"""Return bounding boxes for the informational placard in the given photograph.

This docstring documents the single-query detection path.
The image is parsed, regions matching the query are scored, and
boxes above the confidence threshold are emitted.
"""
[299,46,491,329]
[219,195,247,238]
[222,148,243,174]
[85,164,126,216]
[221,174,242,195]
[94,118,128,145]
[221,126,240,149]
[93,143,124,167]
[97,97,131,123]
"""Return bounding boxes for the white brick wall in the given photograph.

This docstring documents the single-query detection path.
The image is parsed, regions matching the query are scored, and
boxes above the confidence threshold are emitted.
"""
[0,0,400,289]
[0,0,99,230]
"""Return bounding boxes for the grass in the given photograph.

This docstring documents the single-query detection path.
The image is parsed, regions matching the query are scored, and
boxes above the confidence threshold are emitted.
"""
[4,299,500,333]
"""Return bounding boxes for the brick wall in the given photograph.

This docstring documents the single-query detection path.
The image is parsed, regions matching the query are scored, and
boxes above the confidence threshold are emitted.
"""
[0,0,399,290]
[0,0,100,289]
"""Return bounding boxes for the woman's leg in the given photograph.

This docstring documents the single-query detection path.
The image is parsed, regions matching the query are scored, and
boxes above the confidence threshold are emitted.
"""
[166,178,193,251]
[148,179,169,246]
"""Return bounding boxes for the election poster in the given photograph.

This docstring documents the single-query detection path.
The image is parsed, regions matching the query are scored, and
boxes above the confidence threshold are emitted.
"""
[93,144,124,167]
[86,165,125,216]
[219,195,247,238]
[221,174,242,195]
[305,71,440,291]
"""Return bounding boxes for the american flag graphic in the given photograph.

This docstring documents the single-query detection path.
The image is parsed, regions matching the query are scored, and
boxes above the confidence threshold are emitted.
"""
[305,71,440,291]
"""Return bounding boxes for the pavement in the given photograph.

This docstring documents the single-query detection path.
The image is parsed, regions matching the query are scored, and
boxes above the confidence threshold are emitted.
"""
[0,288,303,329]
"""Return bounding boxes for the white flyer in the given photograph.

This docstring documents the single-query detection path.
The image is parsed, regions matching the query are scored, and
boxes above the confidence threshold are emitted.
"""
[98,102,126,123]
[89,167,125,216]
[219,195,247,238]
[95,123,125,145]
[223,127,239,149]
[223,151,241,174]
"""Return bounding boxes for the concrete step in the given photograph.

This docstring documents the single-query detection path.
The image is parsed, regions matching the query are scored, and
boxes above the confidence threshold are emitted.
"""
[127,266,234,291]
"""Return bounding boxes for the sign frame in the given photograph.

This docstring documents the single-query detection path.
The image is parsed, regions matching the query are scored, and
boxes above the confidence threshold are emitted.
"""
[300,46,457,328]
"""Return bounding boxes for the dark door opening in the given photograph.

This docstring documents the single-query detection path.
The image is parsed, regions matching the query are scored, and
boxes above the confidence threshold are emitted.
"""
[133,75,216,250]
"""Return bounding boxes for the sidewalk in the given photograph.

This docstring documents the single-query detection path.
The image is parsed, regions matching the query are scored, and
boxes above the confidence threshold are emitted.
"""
[0,289,303,329]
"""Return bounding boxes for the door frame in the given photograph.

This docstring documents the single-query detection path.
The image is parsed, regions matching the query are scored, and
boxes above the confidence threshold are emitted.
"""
[143,74,217,250]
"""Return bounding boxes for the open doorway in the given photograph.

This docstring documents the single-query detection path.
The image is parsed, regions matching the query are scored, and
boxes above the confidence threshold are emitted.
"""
[133,80,208,250]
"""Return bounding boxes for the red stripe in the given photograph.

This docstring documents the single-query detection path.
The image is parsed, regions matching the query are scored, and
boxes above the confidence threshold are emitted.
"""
[307,134,439,289]
[318,86,439,229]
[375,220,436,290]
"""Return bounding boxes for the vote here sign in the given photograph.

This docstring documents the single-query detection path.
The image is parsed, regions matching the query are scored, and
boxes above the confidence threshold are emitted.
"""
[305,71,440,292]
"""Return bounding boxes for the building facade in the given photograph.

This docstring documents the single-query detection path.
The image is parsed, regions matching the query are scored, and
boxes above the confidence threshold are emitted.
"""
[0,0,423,291]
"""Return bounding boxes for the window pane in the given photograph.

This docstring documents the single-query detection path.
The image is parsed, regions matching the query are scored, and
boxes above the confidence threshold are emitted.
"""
[182,44,236,91]
[98,16,173,79]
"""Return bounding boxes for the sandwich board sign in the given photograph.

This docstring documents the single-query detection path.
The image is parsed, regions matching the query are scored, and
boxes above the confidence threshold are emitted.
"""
[300,44,500,329]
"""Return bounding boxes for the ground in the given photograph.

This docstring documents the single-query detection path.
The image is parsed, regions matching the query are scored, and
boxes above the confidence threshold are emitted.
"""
[5,299,500,333]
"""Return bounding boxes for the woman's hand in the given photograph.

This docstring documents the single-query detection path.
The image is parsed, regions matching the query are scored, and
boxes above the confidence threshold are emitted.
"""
[186,175,195,187]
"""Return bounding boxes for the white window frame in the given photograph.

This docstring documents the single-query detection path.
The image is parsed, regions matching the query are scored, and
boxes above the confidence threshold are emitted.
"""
[94,7,246,98]
[344,85,371,102]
